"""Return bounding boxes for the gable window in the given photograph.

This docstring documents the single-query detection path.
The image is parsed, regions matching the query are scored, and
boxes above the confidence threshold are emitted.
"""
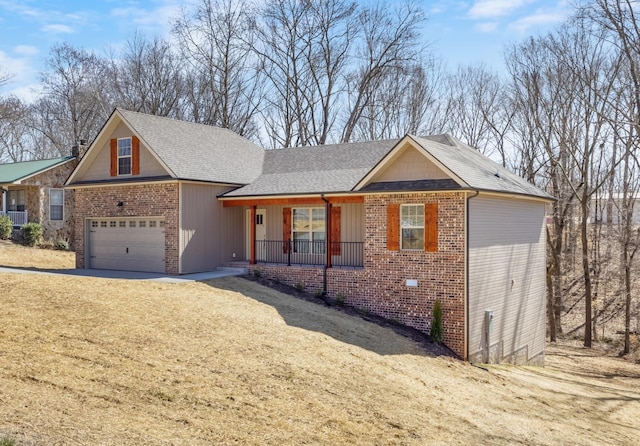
[292,208,325,254]
[401,204,424,250]
[7,189,25,212]
[49,189,64,221]
[118,138,132,175]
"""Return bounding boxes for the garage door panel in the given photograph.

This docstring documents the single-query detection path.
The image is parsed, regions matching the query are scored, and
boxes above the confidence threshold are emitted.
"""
[88,218,166,273]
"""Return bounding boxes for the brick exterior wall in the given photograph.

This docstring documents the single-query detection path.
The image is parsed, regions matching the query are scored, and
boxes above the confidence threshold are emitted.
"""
[73,183,180,274]
[242,192,467,358]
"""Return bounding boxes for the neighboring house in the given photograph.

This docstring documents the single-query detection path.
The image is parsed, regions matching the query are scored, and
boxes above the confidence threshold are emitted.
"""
[66,109,553,365]
[588,193,640,225]
[0,156,77,243]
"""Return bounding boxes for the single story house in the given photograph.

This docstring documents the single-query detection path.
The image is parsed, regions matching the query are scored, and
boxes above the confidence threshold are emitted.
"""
[0,156,77,243]
[65,109,553,364]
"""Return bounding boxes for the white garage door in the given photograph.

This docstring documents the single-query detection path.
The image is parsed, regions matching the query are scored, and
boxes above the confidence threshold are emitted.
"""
[88,218,166,273]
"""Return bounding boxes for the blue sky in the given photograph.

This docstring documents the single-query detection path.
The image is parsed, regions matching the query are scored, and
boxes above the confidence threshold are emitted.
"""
[0,0,572,101]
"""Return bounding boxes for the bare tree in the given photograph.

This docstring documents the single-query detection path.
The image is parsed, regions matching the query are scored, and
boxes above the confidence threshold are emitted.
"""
[0,96,32,161]
[351,60,446,141]
[442,64,513,163]
[0,64,12,89]
[108,32,184,118]
[506,18,620,347]
[255,0,358,147]
[584,0,640,353]
[37,43,110,155]
[341,0,426,143]
[173,0,264,138]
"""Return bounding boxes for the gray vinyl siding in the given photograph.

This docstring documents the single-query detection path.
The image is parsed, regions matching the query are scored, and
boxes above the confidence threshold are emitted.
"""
[180,183,243,273]
[77,122,169,182]
[468,194,547,362]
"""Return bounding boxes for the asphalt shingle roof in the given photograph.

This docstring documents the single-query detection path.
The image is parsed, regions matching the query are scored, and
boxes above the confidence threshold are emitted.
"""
[224,139,398,196]
[224,134,551,200]
[0,156,75,184]
[117,109,264,185]
[411,135,553,199]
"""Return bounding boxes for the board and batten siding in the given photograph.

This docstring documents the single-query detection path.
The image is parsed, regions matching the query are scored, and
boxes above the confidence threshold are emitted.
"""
[259,202,364,243]
[180,183,244,273]
[468,194,547,364]
[373,145,449,182]
[76,122,168,182]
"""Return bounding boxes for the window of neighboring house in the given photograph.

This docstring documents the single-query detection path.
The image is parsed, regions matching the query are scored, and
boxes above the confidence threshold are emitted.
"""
[292,208,325,254]
[401,204,424,250]
[118,137,132,175]
[49,189,64,221]
[7,189,25,212]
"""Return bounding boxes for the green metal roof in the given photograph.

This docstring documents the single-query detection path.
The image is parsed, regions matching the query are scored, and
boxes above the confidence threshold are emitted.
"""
[0,156,75,184]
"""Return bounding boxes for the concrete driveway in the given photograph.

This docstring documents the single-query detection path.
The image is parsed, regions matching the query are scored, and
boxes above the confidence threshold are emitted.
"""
[0,266,247,284]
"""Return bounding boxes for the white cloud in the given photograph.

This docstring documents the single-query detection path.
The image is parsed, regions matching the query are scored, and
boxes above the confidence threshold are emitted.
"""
[42,24,74,34]
[14,45,39,56]
[0,50,39,100]
[111,1,182,33]
[476,21,499,32]
[468,0,530,19]
[6,83,43,102]
[510,11,566,33]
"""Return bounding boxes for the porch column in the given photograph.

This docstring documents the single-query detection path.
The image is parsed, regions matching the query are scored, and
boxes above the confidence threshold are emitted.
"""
[1,189,5,214]
[250,205,257,265]
[326,202,332,268]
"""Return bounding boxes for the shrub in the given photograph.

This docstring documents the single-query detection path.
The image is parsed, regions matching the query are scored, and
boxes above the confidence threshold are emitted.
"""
[20,222,43,247]
[335,294,346,307]
[314,289,324,299]
[253,269,262,278]
[0,436,17,446]
[295,282,305,292]
[430,300,444,344]
[0,215,12,240]
[54,238,70,251]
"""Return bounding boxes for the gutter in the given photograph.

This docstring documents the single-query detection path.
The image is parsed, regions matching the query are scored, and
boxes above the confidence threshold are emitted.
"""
[466,190,480,360]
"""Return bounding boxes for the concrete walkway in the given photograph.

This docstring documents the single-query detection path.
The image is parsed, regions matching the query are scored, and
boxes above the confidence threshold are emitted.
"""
[0,266,248,284]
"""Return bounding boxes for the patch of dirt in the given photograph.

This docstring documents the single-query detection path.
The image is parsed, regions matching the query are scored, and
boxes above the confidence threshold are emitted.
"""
[1,245,639,445]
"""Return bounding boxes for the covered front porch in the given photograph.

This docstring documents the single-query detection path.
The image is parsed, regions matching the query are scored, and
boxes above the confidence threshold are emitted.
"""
[0,210,28,226]
[0,186,30,227]
[223,196,365,268]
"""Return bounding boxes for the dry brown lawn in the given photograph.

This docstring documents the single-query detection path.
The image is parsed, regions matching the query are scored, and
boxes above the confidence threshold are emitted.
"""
[1,242,639,445]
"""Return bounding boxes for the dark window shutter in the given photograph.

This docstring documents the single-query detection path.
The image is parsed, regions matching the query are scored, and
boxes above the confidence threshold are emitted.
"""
[110,138,117,176]
[132,135,140,175]
[331,206,341,255]
[387,203,399,251]
[283,207,291,253]
[425,203,438,252]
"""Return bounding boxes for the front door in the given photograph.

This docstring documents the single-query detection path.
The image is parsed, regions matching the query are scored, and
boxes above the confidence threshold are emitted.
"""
[245,209,266,261]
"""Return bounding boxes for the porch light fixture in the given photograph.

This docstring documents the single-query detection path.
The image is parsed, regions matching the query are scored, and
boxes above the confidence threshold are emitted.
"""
[117,201,124,208]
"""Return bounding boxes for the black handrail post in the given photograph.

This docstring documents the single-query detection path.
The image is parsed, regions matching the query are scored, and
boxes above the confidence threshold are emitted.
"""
[287,238,291,266]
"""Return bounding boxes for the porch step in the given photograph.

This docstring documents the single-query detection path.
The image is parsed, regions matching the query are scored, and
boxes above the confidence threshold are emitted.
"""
[216,266,248,275]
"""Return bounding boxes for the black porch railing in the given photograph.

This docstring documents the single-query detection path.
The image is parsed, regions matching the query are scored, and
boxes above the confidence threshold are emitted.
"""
[253,240,363,267]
